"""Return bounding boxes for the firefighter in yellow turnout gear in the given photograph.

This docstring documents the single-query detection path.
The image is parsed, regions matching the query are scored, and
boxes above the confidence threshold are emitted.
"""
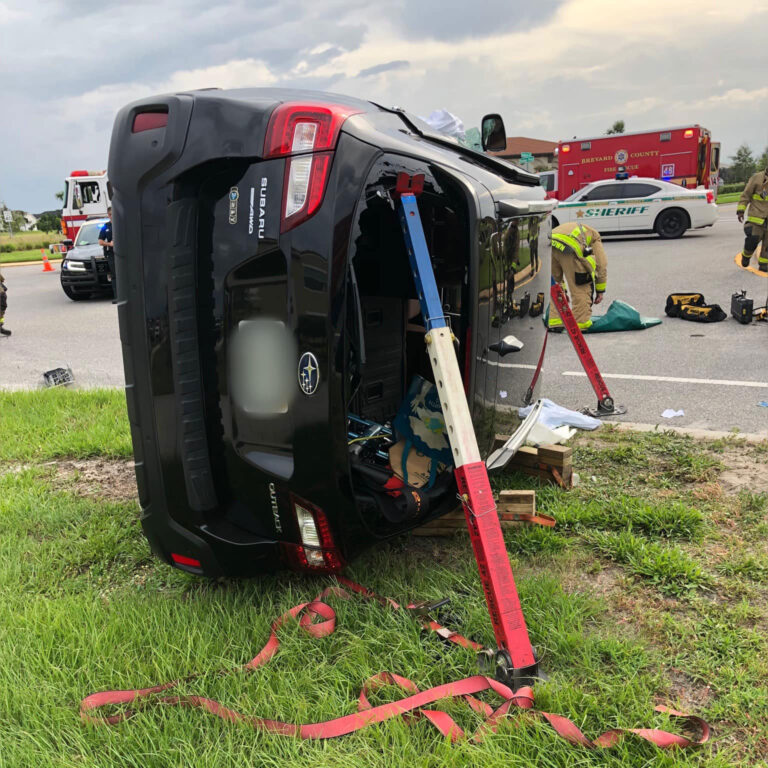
[737,166,768,272]
[548,221,607,331]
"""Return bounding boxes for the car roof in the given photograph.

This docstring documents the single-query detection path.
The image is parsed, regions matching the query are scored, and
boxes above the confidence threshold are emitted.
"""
[584,177,694,192]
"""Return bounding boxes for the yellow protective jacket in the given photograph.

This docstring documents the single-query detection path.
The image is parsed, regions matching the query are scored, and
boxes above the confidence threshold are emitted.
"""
[738,170,768,227]
[551,222,608,292]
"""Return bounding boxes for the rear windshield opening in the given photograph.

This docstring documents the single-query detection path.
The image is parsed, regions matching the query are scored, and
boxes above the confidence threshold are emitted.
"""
[345,176,470,535]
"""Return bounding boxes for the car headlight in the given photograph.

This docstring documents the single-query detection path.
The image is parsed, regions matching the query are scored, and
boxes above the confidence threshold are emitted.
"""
[64,260,86,272]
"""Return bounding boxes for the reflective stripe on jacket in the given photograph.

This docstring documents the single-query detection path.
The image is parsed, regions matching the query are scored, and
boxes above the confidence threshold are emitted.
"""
[551,223,607,290]
[738,170,768,226]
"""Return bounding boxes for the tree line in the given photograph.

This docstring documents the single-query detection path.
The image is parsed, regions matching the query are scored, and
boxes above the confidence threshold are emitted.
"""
[722,145,768,184]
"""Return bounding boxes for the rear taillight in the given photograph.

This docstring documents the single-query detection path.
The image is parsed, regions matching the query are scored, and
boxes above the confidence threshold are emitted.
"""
[263,102,362,232]
[132,110,169,133]
[706,190,714,204]
[281,495,344,573]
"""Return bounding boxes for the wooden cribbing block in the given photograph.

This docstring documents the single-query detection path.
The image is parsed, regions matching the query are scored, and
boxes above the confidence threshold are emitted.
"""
[492,439,573,487]
[412,490,537,536]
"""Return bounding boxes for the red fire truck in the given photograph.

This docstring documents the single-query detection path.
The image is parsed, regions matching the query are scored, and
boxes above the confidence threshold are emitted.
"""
[58,169,110,248]
[546,126,720,200]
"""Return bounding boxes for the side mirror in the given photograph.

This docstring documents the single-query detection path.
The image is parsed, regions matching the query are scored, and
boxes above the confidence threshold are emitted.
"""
[481,113,507,153]
[488,335,524,356]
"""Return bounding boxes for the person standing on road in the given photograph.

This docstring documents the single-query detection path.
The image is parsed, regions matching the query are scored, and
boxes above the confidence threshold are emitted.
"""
[0,268,10,336]
[98,207,116,295]
[737,165,768,272]
[548,220,607,332]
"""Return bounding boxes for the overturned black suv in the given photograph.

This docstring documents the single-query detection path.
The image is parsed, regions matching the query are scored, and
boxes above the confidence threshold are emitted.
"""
[109,88,554,578]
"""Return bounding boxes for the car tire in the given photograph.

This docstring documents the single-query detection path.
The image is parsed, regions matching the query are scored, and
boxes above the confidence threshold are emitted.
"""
[62,284,89,301]
[654,208,689,239]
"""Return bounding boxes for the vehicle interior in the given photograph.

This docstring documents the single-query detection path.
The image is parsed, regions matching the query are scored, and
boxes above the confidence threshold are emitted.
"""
[344,181,472,535]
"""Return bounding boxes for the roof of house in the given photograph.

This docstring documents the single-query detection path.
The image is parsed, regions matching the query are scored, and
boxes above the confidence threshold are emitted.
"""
[490,136,557,157]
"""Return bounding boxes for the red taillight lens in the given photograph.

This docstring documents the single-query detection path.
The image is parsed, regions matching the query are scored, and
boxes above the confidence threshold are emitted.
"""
[132,111,169,133]
[264,103,362,158]
[282,495,344,573]
[282,152,333,232]
[706,190,714,204]
[264,102,362,232]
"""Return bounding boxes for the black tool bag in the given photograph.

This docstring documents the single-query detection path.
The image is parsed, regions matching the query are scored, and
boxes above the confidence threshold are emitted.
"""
[678,303,726,323]
[665,293,705,317]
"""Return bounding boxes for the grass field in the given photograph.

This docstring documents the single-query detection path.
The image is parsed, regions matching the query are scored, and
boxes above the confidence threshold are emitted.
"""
[1,250,63,264]
[0,230,59,247]
[716,193,741,205]
[2,390,767,766]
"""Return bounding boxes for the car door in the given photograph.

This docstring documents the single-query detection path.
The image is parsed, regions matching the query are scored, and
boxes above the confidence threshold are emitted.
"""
[579,182,624,232]
[619,182,661,232]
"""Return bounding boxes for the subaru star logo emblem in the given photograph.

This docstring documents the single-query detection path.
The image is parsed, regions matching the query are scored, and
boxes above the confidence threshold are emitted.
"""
[298,352,319,396]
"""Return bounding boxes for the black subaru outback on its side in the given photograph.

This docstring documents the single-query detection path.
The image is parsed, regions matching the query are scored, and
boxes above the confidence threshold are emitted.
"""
[109,88,555,578]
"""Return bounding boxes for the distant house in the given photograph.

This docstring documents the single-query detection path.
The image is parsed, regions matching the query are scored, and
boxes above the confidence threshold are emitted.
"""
[489,137,557,171]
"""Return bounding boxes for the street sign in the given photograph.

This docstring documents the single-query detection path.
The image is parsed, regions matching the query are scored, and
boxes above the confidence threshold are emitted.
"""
[520,152,534,162]
[2,210,12,223]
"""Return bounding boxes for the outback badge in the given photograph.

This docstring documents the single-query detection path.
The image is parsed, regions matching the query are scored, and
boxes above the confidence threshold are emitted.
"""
[228,186,239,225]
[298,352,319,395]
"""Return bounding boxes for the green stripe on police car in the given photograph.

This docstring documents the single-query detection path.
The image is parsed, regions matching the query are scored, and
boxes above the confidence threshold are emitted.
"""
[584,205,650,217]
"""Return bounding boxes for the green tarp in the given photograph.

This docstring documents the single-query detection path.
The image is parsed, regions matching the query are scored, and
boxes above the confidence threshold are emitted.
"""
[543,300,662,333]
[584,300,662,333]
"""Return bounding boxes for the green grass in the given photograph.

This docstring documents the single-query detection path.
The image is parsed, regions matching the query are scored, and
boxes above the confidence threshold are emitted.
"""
[716,192,741,204]
[1,393,767,766]
[1,249,63,264]
[0,389,131,462]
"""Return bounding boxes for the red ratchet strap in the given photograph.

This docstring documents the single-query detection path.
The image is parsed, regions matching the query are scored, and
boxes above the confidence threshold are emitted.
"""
[550,283,612,402]
[81,577,709,749]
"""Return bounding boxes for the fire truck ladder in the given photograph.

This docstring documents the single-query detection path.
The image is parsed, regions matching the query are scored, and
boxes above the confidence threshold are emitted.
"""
[397,184,540,689]
[549,280,627,418]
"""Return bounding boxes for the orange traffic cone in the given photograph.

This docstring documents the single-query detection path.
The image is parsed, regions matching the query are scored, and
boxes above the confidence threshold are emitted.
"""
[41,249,55,272]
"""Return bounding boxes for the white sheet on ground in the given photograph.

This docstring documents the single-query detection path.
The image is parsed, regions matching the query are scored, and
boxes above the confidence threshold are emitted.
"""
[519,398,602,431]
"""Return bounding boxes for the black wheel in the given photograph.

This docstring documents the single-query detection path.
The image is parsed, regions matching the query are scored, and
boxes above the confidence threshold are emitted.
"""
[61,284,89,301]
[655,208,688,239]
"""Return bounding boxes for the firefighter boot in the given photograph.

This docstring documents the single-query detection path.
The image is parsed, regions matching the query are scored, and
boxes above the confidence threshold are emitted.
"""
[741,252,752,267]
[0,325,10,337]
[760,260,768,273]
[529,292,544,317]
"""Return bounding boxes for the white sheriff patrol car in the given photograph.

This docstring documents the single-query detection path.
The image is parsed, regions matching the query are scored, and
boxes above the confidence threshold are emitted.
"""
[552,177,717,238]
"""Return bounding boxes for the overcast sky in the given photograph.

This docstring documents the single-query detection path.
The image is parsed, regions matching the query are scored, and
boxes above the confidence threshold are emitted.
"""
[2,0,767,212]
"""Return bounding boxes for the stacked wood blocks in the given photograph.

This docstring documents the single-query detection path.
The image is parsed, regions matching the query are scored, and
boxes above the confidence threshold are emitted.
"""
[492,440,573,488]
[412,489,536,536]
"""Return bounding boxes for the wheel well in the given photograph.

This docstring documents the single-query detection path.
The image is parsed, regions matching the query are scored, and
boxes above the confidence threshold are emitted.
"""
[551,215,559,228]
[654,207,690,230]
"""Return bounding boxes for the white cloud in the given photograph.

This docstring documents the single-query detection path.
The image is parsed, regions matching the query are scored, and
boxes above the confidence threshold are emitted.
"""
[3,0,768,211]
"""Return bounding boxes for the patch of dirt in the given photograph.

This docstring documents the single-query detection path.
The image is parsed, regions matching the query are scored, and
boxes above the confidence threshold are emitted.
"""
[664,667,714,713]
[54,458,138,502]
[718,461,768,495]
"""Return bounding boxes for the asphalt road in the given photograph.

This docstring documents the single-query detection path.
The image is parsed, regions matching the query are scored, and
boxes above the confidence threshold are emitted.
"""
[500,203,768,435]
[1,204,766,434]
